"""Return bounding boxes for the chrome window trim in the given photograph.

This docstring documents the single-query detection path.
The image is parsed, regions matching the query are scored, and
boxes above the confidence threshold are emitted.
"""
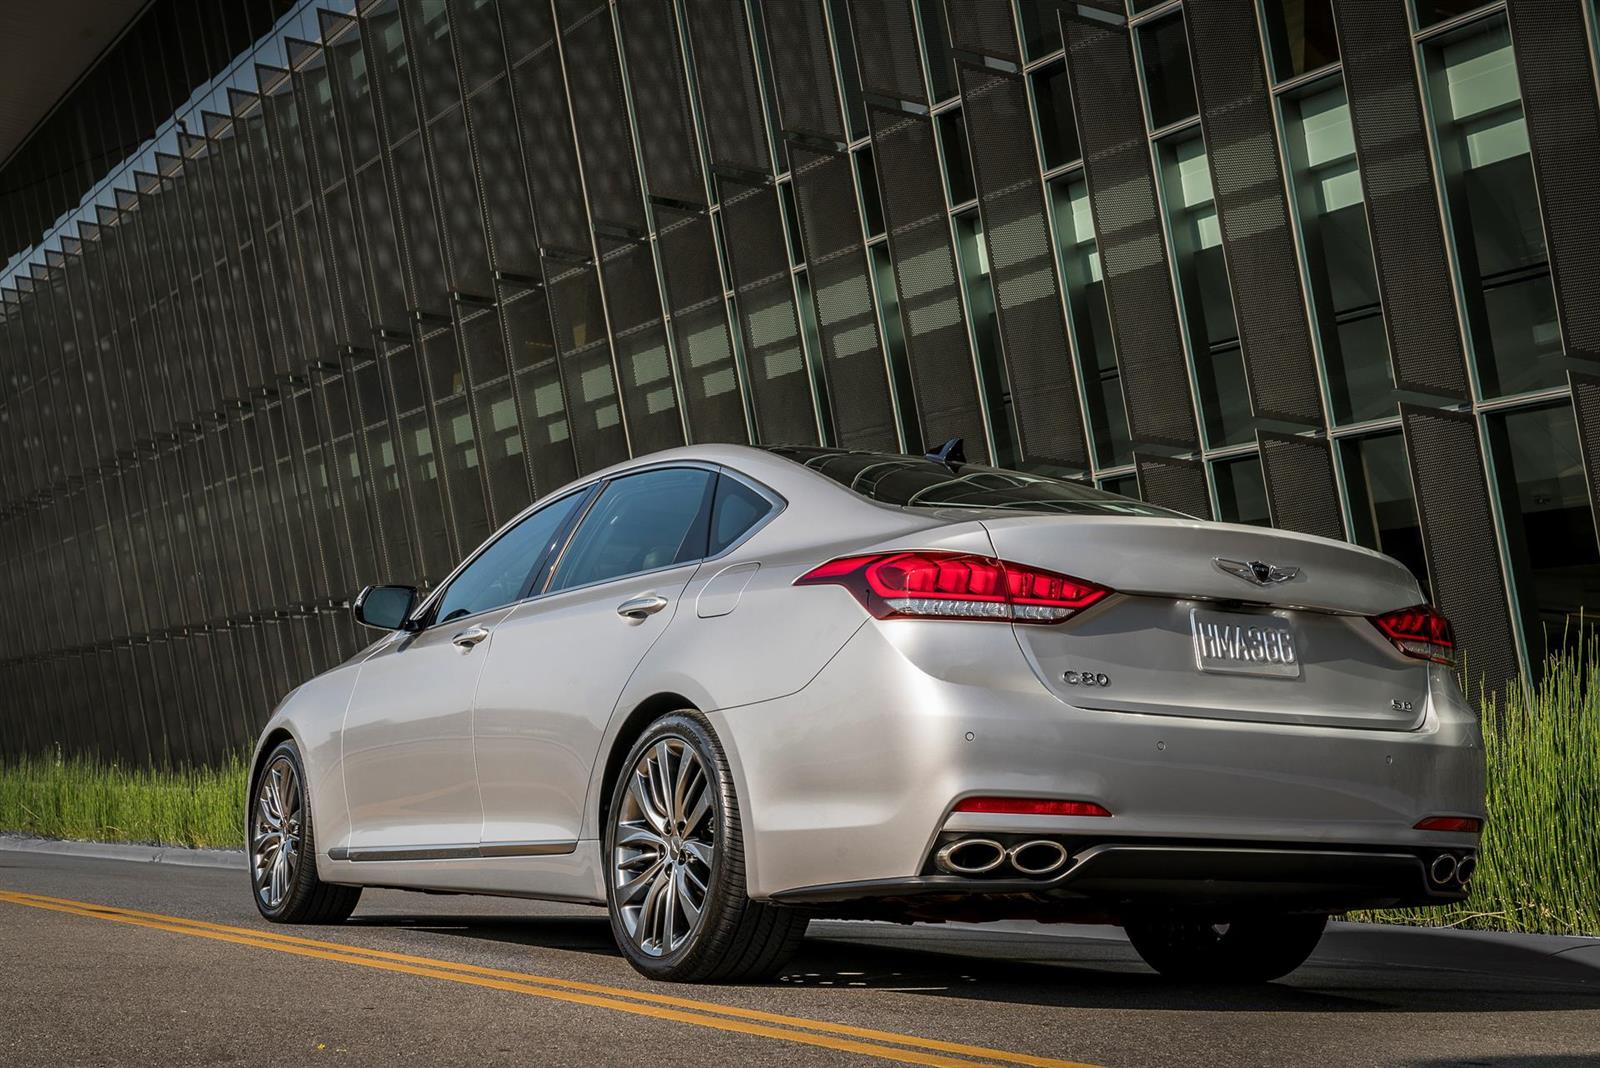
[406,459,788,626]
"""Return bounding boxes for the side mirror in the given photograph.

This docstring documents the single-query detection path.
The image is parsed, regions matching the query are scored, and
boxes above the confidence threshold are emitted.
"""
[353,584,419,631]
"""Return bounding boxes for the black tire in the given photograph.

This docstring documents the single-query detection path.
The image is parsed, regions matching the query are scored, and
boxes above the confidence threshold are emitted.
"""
[1124,912,1328,983]
[249,739,362,925]
[603,712,808,982]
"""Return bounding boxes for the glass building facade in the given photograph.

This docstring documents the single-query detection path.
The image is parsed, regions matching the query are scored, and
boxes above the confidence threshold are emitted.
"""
[2,0,1599,764]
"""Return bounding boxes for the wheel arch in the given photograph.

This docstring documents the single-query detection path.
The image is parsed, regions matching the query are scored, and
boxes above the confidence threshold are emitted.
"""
[594,691,700,833]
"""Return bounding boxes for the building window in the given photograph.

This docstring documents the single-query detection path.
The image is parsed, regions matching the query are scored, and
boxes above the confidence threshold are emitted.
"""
[1158,134,1250,448]
[1100,473,1140,499]
[1489,403,1600,665]
[955,211,1017,464]
[1411,0,1495,30]
[1031,61,1080,171]
[938,108,976,207]
[1049,176,1132,468]
[1283,81,1395,425]
[1138,11,1198,131]
[1214,455,1269,526]
[1340,431,1429,589]
[1261,0,1340,81]
[1423,15,1562,399]
[1018,0,1069,59]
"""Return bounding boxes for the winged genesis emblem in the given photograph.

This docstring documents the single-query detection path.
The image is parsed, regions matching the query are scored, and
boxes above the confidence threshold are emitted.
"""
[1214,558,1301,586]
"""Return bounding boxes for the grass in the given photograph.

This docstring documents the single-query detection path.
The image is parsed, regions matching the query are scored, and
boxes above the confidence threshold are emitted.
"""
[1355,642,1600,937]
[0,753,247,849]
[1,648,1598,934]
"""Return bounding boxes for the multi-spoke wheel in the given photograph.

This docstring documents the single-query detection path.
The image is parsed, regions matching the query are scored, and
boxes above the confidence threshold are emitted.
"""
[612,737,716,956]
[252,754,303,911]
[248,740,361,924]
[604,713,807,982]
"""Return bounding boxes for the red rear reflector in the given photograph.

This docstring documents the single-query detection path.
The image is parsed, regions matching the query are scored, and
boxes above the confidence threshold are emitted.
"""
[1370,604,1456,666]
[954,797,1113,817]
[795,550,1110,624]
[1415,816,1482,833]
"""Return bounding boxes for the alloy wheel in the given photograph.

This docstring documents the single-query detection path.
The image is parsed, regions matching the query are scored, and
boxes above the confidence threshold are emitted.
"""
[252,755,303,910]
[611,737,716,956]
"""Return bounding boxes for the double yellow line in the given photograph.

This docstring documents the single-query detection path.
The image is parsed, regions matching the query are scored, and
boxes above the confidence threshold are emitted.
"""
[0,889,1099,1068]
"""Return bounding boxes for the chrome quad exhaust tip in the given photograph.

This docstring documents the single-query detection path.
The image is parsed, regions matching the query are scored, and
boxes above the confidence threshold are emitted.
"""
[1455,855,1477,885]
[1007,839,1070,876]
[935,838,1008,875]
[1429,852,1459,886]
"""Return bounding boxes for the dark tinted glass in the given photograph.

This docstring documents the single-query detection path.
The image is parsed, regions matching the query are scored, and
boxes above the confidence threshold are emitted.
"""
[1139,12,1198,130]
[938,108,976,206]
[709,476,774,555]
[1412,0,1493,28]
[1490,404,1600,663]
[549,468,716,591]
[1262,0,1340,81]
[1341,431,1429,589]
[1213,456,1269,526]
[765,447,1181,517]
[435,490,587,624]
[1031,62,1080,170]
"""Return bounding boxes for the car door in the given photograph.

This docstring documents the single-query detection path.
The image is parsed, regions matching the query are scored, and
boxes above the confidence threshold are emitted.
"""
[338,488,590,857]
[472,466,717,851]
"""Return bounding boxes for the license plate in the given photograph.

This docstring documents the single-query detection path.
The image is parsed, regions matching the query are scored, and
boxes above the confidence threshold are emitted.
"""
[1190,608,1301,679]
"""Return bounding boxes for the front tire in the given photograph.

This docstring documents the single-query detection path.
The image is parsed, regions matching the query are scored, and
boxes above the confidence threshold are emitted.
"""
[604,712,807,982]
[1124,913,1328,983]
[249,740,361,924]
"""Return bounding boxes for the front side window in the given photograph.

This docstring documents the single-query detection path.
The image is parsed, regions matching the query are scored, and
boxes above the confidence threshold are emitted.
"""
[548,468,716,592]
[433,489,588,624]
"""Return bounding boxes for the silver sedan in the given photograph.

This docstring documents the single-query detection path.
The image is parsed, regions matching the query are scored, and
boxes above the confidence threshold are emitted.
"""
[246,442,1485,983]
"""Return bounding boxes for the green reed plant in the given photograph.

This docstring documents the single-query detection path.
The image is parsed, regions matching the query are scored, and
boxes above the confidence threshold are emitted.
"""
[1359,639,1600,935]
[0,752,247,849]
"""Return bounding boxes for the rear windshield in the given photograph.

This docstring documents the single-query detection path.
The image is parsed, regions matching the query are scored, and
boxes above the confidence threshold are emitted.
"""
[763,446,1185,518]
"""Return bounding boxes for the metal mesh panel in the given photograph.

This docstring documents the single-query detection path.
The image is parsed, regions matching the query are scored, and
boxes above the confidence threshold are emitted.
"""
[498,280,580,494]
[618,0,707,206]
[1185,0,1323,427]
[762,0,846,141]
[1135,452,1213,519]
[1506,0,1600,362]
[508,30,591,255]
[426,108,496,297]
[1257,432,1345,540]
[598,236,686,455]
[1400,404,1520,696]
[942,0,1019,60]
[1330,0,1469,399]
[957,64,1088,468]
[1569,371,1600,551]
[1060,9,1199,451]
[561,0,647,231]
[788,146,896,450]
[656,207,748,443]
[447,0,507,95]
[545,259,631,472]
[461,79,540,278]
[847,0,925,104]
[683,0,772,174]
[718,179,818,445]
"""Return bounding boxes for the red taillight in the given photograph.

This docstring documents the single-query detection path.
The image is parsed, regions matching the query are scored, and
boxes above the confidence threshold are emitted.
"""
[1415,816,1482,834]
[954,797,1113,817]
[1370,604,1456,666]
[794,550,1110,624]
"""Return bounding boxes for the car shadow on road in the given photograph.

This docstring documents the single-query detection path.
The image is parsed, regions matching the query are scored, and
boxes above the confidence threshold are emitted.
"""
[343,912,1600,1015]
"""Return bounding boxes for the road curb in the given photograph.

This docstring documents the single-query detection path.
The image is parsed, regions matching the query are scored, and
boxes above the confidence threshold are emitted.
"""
[0,834,245,871]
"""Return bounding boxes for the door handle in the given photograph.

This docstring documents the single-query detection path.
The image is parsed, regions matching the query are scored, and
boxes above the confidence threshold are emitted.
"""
[451,625,491,650]
[616,594,669,622]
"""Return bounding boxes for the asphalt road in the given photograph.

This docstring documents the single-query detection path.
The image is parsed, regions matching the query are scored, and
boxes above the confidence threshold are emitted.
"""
[2,852,1598,1068]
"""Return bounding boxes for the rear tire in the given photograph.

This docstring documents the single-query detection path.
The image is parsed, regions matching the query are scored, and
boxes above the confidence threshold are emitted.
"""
[249,740,361,925]
[604,712,808,982]
[1124,912,1327,983]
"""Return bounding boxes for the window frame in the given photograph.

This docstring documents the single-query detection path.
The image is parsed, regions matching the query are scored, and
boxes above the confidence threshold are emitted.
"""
[533,462,788,599]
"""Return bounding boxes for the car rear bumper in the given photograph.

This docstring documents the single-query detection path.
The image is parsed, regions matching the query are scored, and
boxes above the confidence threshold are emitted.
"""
[709,619,1485,908]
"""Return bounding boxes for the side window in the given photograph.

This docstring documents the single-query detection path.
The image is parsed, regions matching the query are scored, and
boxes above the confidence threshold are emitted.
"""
[548,468,715,592]
[433,490,587,624]
[708,474,775,556]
